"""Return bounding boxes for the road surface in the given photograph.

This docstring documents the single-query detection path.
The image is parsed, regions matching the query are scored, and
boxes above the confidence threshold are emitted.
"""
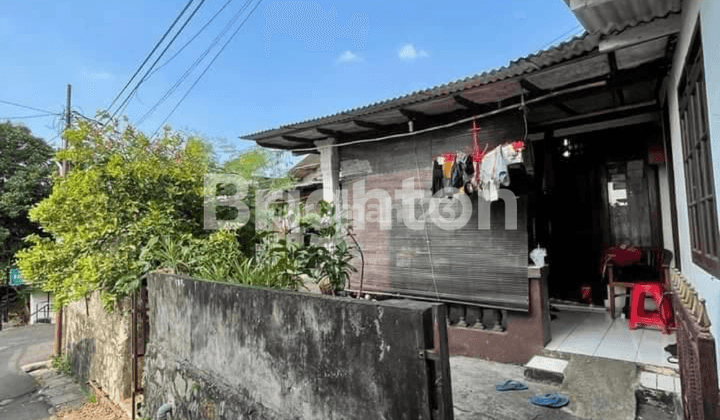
[0,324,54,420]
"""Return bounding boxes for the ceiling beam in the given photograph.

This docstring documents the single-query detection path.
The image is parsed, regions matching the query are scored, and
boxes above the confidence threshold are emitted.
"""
[521,78,578,115]
[281,135,315,143]
[452,95,496,113]
[352,119,389,131]
[258,140,304,150]
[529,100,658,131]
[316,128,344,138]
[399,108,429,121]
[607,52,625,106]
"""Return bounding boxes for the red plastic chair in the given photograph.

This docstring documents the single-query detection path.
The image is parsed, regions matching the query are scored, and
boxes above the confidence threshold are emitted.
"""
[628,282,674,334]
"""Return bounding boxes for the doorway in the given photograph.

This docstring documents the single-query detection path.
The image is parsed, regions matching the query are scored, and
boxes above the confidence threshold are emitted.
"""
[539,123,663,306]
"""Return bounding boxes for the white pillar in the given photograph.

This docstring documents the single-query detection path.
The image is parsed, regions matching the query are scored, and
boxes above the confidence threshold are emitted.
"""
[314,138,340,209]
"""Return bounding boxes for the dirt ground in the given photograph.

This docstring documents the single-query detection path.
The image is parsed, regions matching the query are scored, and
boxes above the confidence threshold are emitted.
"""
[52,399,129,420]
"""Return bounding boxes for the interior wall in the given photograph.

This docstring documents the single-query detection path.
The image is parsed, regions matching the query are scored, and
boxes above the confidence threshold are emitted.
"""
[666,0,720,368]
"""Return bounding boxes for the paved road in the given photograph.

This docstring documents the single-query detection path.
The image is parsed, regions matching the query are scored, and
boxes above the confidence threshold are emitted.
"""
[0,324,54,420]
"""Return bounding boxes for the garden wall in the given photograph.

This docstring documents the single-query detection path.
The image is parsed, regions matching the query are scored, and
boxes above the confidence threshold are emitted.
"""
[62,291,132,407]
[144,273,449,420]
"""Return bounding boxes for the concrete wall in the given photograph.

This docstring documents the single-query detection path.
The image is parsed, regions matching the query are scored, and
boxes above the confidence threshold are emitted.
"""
[666,0,720,366]
[440,269,550,364]
[62,291,132,406]
[144,274,445,420]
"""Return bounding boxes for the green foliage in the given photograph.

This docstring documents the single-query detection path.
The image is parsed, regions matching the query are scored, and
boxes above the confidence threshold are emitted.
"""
[52,354,73,376]
[16,119,222,310]
[0,123,54,278]
[16,116,355,312]
[301,202,358,290]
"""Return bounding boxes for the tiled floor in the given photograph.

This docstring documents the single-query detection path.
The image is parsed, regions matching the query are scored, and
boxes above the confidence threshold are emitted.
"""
[546,310,678,370]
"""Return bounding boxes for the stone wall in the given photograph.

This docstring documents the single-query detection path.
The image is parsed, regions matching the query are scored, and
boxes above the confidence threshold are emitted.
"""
[144,274,446,420]
[62,291,132,406]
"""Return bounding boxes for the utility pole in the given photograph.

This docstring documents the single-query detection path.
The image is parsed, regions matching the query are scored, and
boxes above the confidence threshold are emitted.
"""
[54,84,71,356]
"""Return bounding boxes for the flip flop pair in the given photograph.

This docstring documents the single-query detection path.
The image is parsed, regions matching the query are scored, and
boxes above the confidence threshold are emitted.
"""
[495,379,529,391]
[529,393,570,408]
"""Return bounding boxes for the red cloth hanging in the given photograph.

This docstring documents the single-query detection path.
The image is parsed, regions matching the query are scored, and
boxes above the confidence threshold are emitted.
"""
[511,140,525,152]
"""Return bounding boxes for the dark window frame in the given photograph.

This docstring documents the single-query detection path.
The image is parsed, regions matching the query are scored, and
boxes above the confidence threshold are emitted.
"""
[678,20,720,277]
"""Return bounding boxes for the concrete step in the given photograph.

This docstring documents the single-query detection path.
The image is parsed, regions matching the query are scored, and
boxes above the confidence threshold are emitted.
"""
[523,355,569,385]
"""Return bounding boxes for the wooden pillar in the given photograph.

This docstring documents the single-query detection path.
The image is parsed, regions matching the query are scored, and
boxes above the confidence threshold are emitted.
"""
[314,138,340,209]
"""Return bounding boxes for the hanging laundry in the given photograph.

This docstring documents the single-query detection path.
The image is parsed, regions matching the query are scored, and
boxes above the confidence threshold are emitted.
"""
[479,146,504,202]
[432,159,444,196]
[443,158,454,179]
[478,143,525,202]
[451,159,464,189]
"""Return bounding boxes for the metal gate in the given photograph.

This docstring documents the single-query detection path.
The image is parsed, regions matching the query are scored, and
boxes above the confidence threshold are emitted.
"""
[671,269,720,420]
[131,277,149,420]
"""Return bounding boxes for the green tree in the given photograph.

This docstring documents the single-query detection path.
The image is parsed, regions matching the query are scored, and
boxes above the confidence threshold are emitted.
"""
[15,119,224,309]
[0,123,54,278]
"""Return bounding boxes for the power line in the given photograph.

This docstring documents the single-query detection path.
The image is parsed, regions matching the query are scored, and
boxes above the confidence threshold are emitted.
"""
[111,0,208,120]
[107,0,196,113]
[537,25,583,51]
[147,0,237,80]
[0,113,59,120]
[0,99,59,115]
[72,110,106,126]
[152,0,264,138]
[137,0,252,126]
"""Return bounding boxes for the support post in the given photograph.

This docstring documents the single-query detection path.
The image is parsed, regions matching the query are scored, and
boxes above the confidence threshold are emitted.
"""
[55,84,71,356]
[314,138,340,210]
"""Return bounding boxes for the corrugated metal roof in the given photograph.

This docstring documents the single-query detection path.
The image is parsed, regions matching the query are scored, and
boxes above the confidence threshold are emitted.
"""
[242,32,601,140]
[565,0,682,34]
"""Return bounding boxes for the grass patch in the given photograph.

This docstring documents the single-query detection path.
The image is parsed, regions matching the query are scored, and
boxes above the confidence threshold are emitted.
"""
[51,354,73,376]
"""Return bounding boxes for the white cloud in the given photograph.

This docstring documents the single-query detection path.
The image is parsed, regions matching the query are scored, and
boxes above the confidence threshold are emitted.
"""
[337,50,362,64]
[398,43,429,61]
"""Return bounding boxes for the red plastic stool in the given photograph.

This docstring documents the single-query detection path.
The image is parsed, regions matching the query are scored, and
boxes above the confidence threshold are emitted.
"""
[628,282,674,334]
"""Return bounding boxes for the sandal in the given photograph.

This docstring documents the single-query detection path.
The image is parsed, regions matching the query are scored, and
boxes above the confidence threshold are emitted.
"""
[496,379,529,391]
[529,393,569,408]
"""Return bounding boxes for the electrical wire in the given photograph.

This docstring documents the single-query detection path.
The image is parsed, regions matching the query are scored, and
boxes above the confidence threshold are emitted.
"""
[72,111,106,127]
[0,113,59,120]
[537,24,582,51]
[112,0,208,120]
[151,0,264,139]
[137,0,253,126]
[0,99,59,115]
[282,80,607,154]
[146,0,237,80]
[107,0,196,113]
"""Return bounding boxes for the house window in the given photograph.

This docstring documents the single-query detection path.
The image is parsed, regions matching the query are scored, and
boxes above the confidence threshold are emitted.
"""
[678,22,720,277]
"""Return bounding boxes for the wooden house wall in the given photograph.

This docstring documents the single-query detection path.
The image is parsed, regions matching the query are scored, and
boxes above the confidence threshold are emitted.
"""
[341,112,531,310]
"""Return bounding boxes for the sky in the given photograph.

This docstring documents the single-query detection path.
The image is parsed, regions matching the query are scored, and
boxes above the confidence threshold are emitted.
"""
[0,0,581,161]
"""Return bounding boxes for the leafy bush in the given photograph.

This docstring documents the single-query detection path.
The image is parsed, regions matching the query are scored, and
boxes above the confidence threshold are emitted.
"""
[16,116,356,311]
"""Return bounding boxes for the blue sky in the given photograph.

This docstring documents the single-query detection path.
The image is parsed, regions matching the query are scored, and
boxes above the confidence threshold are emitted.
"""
[0,0,581,158]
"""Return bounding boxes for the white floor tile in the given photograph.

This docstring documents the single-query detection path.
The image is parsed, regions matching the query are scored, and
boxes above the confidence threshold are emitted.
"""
[546,310,678,371]
[657,375,675,393]
[557,312,612,355]
[594,320,644,362]
[636,329,677,368]
[639,371,657,388]
[547,312,588,350]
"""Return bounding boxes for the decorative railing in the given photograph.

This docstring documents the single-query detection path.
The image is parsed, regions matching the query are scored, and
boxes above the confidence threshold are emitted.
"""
[670,269,719,420]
